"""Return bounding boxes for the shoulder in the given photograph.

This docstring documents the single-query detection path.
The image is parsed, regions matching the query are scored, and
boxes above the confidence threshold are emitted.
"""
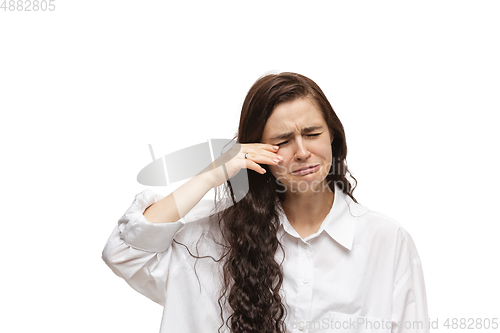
[345,194,404,234]
[347,196,420,261]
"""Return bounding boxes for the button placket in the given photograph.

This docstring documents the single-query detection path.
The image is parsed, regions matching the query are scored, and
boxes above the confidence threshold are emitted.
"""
[295,240,313,332]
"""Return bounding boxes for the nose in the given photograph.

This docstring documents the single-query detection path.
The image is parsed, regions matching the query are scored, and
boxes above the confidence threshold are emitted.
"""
[294,137,311,160]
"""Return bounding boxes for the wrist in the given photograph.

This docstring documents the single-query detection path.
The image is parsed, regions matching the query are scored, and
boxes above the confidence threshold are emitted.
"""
[196,170,220,190]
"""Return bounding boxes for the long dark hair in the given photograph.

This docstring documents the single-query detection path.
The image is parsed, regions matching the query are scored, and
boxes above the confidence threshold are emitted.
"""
[174,72,357,333]
[177,72,357,333]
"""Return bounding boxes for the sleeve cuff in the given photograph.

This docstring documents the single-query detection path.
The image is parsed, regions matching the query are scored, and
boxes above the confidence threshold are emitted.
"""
[117,189,186,253]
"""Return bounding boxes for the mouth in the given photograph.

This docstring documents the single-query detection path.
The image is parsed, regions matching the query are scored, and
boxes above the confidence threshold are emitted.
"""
[291,164,320,175]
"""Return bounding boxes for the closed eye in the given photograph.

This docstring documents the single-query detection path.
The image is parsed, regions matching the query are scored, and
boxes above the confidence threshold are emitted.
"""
[277,133,321,146]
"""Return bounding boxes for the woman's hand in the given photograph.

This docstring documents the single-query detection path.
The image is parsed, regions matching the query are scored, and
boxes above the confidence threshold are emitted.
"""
[201,143,283,189]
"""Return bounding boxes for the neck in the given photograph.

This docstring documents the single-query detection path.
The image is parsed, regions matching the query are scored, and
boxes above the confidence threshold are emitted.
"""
[281,186,335,230]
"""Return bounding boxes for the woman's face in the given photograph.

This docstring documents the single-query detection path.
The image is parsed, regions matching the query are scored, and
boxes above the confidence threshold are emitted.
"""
[261,97,334,195]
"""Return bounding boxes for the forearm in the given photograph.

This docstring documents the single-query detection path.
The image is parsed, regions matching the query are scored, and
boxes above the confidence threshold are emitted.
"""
[143,172,215,223]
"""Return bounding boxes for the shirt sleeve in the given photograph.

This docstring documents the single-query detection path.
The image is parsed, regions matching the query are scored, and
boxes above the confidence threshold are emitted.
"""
[101,189,216,305]
[391,229,429,333]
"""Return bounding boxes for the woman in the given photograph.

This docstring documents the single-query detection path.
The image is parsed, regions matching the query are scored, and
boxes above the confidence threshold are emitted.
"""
[102,72,429,333]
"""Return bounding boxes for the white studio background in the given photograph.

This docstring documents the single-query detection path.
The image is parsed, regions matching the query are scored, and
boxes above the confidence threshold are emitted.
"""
[1,1,499,332]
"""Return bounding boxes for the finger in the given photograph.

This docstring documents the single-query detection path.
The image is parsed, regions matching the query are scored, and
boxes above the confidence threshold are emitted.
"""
[242,151,283,166]
[241,143,282,160]
[241,143,279,153]
[244,159,267,174]
[252,143,280,152]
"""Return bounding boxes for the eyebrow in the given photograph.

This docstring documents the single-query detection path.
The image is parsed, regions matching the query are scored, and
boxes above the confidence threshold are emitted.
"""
[269,125,324,141]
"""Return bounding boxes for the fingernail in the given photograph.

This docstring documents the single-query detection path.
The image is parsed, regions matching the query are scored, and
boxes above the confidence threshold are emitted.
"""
[262,168,266,173]
[272,146,279,150]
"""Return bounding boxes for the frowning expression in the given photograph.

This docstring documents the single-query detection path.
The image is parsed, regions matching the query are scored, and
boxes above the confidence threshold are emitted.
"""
[261,97,333,194]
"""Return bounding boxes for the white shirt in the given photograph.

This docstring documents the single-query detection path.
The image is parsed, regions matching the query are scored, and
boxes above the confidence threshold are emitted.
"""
[102,183,429,333]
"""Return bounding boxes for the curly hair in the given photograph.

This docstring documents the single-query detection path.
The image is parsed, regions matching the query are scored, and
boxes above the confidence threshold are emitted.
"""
[210,72,356,333]
[176,72,357,333]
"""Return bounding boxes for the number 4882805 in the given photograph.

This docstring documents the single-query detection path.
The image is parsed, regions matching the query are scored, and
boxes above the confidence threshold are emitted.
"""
[443,318,498,330]
[1,0,56,11]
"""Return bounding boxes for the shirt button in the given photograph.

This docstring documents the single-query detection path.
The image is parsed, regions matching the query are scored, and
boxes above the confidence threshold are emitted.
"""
[303,278,309,284]
[298,322,305,330]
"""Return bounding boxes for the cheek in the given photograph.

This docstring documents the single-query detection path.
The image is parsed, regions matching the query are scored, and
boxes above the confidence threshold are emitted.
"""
[269,161,288,177]
[325,148,333,161]
[320,143,333,159]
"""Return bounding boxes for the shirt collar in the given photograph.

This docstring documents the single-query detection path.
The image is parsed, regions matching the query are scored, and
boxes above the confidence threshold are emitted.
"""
[276,183,369,250]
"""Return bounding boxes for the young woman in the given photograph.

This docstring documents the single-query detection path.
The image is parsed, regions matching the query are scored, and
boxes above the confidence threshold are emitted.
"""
[102,72,429,333]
